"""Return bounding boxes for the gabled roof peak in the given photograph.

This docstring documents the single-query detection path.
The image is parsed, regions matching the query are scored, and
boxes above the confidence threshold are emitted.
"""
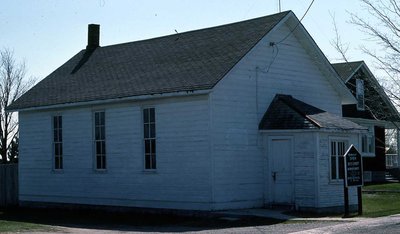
[8,11,291,111]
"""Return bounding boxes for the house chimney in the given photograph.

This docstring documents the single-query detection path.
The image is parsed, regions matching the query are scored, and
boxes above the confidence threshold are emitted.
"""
[87,24,100,50]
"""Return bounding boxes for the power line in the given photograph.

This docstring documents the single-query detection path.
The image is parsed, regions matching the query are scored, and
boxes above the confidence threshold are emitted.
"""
[276,0,315,45]
[262,0,316,75]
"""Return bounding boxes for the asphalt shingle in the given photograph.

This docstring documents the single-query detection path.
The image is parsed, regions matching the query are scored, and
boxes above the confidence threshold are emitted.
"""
[8,11,290,111]
[259,94,366,131]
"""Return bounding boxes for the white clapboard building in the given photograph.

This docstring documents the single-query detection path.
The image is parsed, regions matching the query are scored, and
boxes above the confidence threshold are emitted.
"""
[8,11,366,212]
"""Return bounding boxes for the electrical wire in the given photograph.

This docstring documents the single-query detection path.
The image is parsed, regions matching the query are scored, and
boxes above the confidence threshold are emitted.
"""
[276,0,315,45]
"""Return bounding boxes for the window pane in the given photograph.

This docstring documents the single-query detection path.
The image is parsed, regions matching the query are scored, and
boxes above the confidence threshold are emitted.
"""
[145,154,150,169]
[59,143,63,156]
[151,154,156,169]
[100,126,105,140]
[58,116,62,128]
[151,139,156,154]
[101,141,106,154]
[100,112,105,125]
[339,156,344,179]
[144,124,149,138]
[150,108,155,122]
[101,155,106,169]
[362,135,367,152]
[59,156,63,169]
[368,136,374,153]
[55,157,59,169]
[53,116,58,129]
[58,129,62,142]
[96,155,101,169]
[150,123,155,138]
[143,109,149,124]
[96,141,102,154]
[95,127,101,140]
[145,140,150,154]
[331,156,336,179]
[338,142,344,156]
[55,143,59,156]
[54,130,58,142]
[95,112,100,125]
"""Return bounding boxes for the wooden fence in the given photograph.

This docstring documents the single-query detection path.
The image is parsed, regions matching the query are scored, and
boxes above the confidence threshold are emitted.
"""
[0,164,18,207]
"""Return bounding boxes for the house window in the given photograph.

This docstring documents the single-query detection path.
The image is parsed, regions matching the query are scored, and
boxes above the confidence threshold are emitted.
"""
[53,115,63,170]
[94,111,106,170]
[356,79,365,110]
[143,108,156,170]
[361,126,375,156]
[330,140,347,180]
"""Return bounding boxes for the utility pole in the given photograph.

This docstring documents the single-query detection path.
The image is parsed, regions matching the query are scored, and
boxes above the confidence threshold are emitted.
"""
[279,0,281,12]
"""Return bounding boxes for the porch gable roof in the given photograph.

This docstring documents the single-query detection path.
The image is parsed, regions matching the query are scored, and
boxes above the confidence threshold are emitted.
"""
[259,94,366,131]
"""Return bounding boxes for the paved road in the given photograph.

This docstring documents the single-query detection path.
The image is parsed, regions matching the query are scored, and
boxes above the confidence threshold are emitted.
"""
[292,214,400,234]
[33,214,399,233]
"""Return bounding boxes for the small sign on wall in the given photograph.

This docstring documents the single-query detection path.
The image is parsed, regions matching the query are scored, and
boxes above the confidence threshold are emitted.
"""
[344,145,363,187]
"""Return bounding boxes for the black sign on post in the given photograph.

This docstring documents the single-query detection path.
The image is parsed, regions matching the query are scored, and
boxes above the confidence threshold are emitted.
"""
[344,145,363,187]
[343,144,363,217]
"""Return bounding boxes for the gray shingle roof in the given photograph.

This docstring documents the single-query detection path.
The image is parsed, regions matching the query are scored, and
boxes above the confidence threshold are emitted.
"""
[332,61,400,122]
[8,11,290,111]
[332,61,363,82]
[259,94,366,131]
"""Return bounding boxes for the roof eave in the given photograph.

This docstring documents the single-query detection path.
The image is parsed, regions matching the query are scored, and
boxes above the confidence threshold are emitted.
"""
[7,89,212,112]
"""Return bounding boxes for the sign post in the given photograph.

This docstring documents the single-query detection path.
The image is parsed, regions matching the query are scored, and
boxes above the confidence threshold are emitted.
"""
[343,145,363,217]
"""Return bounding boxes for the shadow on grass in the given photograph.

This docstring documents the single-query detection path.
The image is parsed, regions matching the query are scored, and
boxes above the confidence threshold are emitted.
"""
[0,207,283,232]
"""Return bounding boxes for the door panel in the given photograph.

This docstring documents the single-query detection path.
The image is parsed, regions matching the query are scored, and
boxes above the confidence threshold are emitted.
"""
[269,138,293,204]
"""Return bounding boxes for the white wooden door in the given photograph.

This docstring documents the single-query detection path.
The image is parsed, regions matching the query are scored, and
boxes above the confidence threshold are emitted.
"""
[269,138,293,204]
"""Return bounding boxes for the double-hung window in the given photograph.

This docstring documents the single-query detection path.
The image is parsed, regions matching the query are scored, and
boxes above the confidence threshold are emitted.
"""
[94,111,106,170]
[361,126,375,156]
[356,79,365,111]
[53,115,63,170]
[143,108,156,170]
[330,140,347,180]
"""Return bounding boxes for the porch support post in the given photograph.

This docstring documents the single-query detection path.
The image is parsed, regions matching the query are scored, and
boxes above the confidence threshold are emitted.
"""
[397,128,400,168]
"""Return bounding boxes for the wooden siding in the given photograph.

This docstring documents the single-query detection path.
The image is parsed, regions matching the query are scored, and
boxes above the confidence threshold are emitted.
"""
[210,22,345,209]
[19,95,212,210]
[317,132,359,208]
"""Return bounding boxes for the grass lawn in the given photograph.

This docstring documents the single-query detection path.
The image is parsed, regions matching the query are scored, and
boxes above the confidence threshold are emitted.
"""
[363,182,400,191]
[362,183,400,217]
[0,219,53,233]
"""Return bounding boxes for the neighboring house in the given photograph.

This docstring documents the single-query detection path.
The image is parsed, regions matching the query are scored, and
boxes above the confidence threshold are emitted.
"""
[8,11,366,212]
[332,61,400,182]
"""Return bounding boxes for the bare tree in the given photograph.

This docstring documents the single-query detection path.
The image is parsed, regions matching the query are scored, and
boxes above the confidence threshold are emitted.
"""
[330,15,391,121]
[0,48,34,163]
[330,13,351,63]
[350,0,400,108]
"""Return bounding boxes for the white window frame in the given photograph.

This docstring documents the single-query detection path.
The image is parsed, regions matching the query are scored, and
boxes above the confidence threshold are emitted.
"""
[329,138,348,182]
[53,115,63,170]
[143,107,156,170]
[356,79,365,111]
[93,111,106,170]
[360,125,375,157]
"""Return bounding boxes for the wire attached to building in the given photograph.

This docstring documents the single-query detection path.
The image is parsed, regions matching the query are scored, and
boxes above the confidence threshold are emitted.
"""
[276,0,315,45]
[262,0,316,74]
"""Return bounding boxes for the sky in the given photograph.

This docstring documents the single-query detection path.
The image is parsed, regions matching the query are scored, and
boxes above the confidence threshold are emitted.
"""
[1,0,377,81]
